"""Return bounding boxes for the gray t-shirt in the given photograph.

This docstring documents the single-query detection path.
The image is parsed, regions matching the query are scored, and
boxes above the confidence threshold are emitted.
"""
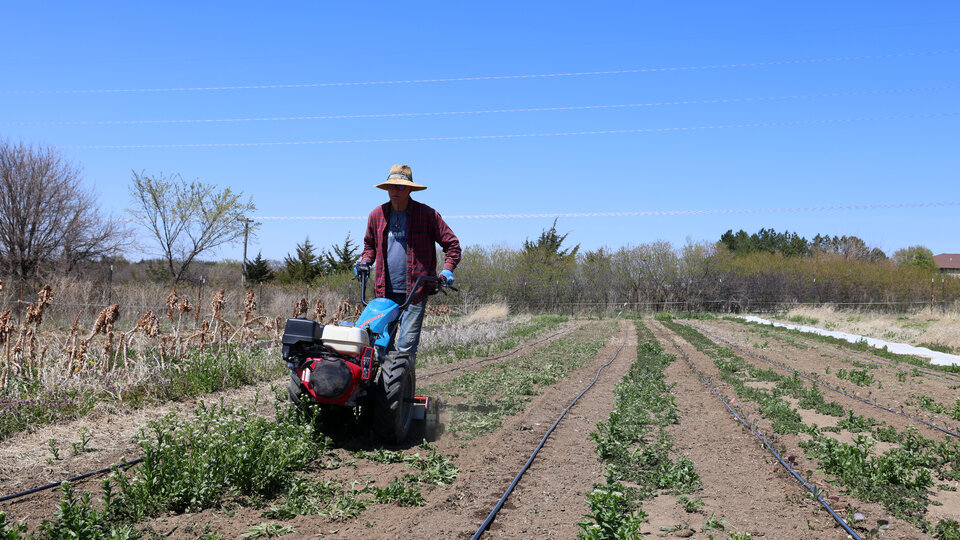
[385,209,407,294]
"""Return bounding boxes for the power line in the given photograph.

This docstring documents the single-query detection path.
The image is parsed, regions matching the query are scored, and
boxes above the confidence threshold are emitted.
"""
[9,84,959,126]
[251,201,960,221]
[6,49,958,95]
[61,111,959,149]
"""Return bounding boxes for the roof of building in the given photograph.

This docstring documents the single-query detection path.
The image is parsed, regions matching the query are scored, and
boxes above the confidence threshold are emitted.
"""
[934,253,960,270]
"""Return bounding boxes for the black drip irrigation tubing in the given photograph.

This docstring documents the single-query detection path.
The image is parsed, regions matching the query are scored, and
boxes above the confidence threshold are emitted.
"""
[0,326,577,507]
[691,324,960,440]
[738,319,960,384]
[655,325,864,540]
[471,330,627,540]
[0,458,143,504]
[419,328,574,381]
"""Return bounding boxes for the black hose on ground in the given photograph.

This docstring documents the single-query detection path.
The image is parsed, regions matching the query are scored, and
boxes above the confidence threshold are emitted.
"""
[471,331,627,539]
[657,326,864,540]
[0,458,143,504]
[695,325,960,439]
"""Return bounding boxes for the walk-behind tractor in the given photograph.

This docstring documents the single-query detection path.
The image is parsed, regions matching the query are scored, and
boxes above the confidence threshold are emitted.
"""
[282,270,453,443]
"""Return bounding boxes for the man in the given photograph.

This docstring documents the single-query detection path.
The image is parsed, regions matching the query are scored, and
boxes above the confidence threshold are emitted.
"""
[357,164,461,369]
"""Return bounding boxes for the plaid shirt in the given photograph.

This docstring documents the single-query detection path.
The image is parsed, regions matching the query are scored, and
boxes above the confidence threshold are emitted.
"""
[362,198,461,304]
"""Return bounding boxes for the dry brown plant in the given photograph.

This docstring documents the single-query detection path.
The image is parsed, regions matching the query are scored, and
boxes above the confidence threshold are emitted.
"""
[312,298,326,322]
[0,310,12,387]
[230,289,265,343]
[292,298,308,318]
[165,290,179,322]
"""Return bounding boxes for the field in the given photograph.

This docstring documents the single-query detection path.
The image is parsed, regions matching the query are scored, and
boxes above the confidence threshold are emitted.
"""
[2,303,960,539]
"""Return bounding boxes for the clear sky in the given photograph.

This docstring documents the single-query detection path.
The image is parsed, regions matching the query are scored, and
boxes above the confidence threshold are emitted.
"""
[2,2,958,263]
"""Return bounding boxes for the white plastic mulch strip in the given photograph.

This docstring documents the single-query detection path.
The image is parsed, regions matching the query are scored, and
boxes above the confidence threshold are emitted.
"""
[740,316,960,367]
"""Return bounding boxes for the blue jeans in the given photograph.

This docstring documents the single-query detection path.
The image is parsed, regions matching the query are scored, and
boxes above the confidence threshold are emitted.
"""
[385,293,428,370]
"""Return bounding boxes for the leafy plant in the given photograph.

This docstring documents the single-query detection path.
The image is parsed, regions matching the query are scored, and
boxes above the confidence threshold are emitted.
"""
[372,478,425,507]
[677,496,704,513]
[71,427,93,456]
[577,483,647,539]
[241,522,295,538]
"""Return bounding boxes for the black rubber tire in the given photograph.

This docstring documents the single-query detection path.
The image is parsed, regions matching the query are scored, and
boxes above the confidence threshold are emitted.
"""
[373,353,415,444]
[288,371,304,407]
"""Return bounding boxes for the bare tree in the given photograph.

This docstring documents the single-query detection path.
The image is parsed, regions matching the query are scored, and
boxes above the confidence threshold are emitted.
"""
[0,140,129,280]
[128,171,257,283]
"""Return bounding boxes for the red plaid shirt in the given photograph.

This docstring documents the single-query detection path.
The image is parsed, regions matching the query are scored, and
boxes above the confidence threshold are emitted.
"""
[362,198,461,304]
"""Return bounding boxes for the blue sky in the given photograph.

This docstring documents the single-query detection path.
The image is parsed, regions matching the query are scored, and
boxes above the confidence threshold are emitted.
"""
[2,2,958,263]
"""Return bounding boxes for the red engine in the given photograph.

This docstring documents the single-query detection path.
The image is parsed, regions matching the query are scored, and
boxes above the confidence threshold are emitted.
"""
[295,346,375,405]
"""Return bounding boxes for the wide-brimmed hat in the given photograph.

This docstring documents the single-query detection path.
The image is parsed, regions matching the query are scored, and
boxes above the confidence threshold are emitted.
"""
[375,164,427,191]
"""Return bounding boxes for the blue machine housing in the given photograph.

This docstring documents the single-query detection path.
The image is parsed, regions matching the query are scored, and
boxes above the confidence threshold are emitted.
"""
[357,298,400,349]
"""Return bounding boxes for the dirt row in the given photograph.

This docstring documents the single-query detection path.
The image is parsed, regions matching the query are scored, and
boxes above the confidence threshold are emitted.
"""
[8,315,950,538]
[653,318,960,539]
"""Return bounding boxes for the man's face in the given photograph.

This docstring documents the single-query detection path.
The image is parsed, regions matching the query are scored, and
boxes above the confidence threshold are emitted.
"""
[387,185,411,206]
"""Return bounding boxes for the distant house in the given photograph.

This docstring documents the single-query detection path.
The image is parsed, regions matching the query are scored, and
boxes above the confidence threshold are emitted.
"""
[934,253,960,275]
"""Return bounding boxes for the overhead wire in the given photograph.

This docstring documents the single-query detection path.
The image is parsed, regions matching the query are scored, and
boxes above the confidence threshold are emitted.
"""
[5,49,957,94]
[7,85,959,126]
[59,111,960,149]
[248,201,960,221]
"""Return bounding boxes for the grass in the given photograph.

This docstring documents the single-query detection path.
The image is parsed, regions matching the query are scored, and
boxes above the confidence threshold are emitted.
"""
[431,320,614,439]
[0,346,285,442]
[417,314,568,368]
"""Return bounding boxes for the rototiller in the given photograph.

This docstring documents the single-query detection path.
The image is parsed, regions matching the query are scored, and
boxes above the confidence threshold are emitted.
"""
[281,269,452,443]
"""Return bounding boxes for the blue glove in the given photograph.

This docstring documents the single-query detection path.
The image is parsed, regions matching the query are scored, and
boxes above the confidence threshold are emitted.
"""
[354,261,371,276]
[440,269,454,285]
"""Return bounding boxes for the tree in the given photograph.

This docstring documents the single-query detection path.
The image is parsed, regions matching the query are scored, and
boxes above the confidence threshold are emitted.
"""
[0,140,129,280]
[892,245,938,272]
[128,171,257,283]
[283,237,324,283]
[323,233,361,274]
[243,251,275,283]
[523,218,580,262]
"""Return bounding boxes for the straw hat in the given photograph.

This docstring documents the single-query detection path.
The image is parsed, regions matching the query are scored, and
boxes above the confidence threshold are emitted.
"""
[375,164,427,191]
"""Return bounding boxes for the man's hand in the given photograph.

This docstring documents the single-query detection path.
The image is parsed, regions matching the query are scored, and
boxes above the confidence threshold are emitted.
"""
[440,269,455,285]
[354,261,371,276]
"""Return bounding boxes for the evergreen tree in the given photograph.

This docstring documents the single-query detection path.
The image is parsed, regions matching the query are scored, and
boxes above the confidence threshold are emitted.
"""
[323,232,361,274]
[283,237,324,282]
[243,251,275,282]
[523,218,580,262]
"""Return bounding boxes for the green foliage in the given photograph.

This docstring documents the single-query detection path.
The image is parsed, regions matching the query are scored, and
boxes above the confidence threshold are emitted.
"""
[436,322,614,438]
[935,519,960,540]
[577,483,647,540]
[243,251,275,283]
[580,322,702,539]
[372,478,425,507]
[241,523,295,538]
[892,245,938,273]
[835,368,874,386]
[523,218,580,262]
[800,430,943,524]
[322,233,361,275]
[109,400,327,518]
[677,496,704,513]
[281,237,324,283]
[0,512,28,539]
[38,481,108,539]
[719,228,808,257]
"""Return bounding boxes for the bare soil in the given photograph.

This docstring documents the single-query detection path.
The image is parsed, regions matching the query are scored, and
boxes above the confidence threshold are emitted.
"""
[3,316,954,539]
